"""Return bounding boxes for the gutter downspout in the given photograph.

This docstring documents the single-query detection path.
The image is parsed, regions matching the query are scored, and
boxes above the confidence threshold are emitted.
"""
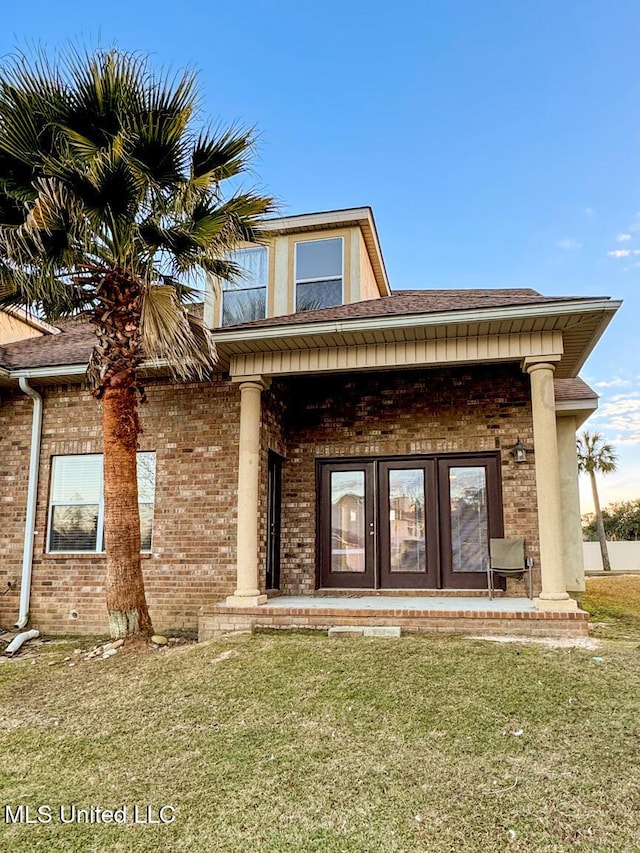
[16,377,42,629]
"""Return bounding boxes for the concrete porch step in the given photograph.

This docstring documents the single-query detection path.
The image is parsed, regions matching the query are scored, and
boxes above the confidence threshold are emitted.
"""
[328,626,402,638]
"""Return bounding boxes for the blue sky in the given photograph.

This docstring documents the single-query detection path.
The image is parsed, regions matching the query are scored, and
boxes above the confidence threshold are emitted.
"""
[2,0,639,512]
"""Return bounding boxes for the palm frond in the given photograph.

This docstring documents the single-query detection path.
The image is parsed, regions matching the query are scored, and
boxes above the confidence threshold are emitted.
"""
[191,124,256,189]
[141,283,217,380]
[0,46,272,376]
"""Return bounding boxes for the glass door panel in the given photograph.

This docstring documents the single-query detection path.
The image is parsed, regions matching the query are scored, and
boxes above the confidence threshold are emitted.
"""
[449,466,488,573]
[379,460,438,588]
[388,469,426,573]
[330,470,366,574]
[319,462,375,588]
[438,456,503,589]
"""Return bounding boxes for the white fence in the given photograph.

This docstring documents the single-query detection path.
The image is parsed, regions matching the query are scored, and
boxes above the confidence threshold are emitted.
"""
[583,541,640,572]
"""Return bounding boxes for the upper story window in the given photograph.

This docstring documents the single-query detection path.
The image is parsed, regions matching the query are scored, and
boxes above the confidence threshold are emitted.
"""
[294,237,343,313]
[221,246,268,326]
[47,452,156,553]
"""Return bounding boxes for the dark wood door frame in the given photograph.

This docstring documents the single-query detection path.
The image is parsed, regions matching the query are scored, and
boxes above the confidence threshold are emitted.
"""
[378,459,439,589]
[318,461,376,588]
[266,450,283,590]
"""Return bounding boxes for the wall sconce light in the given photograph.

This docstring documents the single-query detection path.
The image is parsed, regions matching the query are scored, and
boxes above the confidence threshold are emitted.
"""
[511,437,528,463]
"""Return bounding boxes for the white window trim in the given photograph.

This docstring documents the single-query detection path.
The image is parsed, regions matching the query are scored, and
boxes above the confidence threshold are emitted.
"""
[47,452,155,555]
[293,236,344,313]
[219,245,269,327]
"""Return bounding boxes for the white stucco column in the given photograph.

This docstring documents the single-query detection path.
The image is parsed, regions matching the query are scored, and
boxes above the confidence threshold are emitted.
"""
[226,379,268,607]
[525,360,578,611]
[557,415,586,593]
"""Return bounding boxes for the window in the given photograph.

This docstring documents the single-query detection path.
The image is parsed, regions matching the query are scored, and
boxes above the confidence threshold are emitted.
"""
[221,246,268,325]
[48,452,156,553]
[295,237,343,312]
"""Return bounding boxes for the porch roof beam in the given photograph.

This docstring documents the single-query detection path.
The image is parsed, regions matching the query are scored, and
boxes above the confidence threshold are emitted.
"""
[229,331,564,379]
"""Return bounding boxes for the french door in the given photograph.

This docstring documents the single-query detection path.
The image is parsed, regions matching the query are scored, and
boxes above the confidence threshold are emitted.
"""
[318,454,503,590]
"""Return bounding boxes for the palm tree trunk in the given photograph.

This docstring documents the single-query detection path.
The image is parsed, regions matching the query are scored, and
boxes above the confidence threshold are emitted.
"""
[590,469,611,572]
[102,383,152,637]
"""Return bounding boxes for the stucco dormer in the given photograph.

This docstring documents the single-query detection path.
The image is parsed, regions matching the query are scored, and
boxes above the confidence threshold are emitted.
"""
[0,307,59,345]
[205,207,390,328]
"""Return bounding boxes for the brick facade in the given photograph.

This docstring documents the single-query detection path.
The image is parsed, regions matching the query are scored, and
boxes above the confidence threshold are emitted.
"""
[276,364,538,595]
[0,377,243,635]
[199,604,589,640]
[1,362,539,636]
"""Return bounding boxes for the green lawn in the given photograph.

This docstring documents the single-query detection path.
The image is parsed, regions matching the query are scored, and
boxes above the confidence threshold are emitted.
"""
[583,574,640,640]
[1,621,639,852]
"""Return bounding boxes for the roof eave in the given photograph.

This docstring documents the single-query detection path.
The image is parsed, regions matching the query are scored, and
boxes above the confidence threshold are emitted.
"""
[6,356,230,383]
[568,304,619,375]
[4,298,621,381]
[555,398,599,428]
[4,306,61,335]
[212,298,622,346]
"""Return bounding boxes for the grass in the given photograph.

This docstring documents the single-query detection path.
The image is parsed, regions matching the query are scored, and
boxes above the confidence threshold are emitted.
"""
[1,622,640,852]
[583,574,640,640]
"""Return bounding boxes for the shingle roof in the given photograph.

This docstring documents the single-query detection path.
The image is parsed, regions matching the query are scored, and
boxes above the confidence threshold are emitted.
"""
[0,315,94,370]
[0,289,607,372]
[0,303,206,371]
[553,378,599,401]
[218,288,590,331]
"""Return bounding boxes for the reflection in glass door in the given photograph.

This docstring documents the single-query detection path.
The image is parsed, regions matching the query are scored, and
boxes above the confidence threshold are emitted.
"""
[331,470,367,574]
[439,456,502,589]
[449,467,488,574]
[389,469,425,572]
[378,461,438,588]
[319,463,375,588]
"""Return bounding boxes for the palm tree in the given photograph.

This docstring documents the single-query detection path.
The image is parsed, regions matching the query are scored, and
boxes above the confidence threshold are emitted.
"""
[577,431,618,572]
[0,49,274,637]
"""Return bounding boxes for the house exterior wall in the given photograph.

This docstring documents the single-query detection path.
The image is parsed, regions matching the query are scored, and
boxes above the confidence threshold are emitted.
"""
[0,311,43,344]
[206,226,373,326]
[0,393,32,600]
[275,364,539,595]
[257,383,287,583]
[358,229,381,301]
[556,415,586,592]
[0,378,245,636]
[1,361,541,636]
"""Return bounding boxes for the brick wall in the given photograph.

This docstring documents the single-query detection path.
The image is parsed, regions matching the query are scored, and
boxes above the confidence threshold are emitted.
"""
[275,364,539,595]
[0,392,32,624]
[258,383,287,588]
[1,362,539,636]
[0,377,243,636]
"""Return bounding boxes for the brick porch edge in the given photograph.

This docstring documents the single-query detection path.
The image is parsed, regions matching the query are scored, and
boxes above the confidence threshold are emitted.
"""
[199,603,589,640]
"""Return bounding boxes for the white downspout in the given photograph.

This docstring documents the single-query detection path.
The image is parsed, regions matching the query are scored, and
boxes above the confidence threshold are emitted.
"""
[16,377,42,630]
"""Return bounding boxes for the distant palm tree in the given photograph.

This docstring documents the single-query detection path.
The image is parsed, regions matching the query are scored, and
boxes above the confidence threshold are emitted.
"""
[0,49,274,637]
[577,431,618,571]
